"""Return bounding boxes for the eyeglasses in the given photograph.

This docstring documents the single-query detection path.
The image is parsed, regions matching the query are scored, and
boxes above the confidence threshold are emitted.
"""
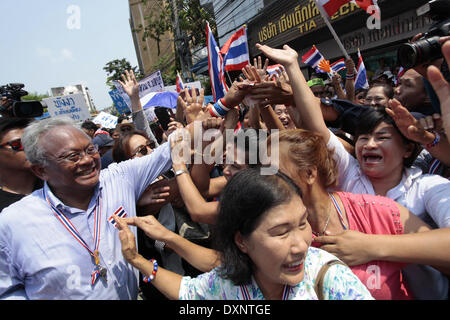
[132,142,154,158]
[54,145,99,164]
[0,139,24,152]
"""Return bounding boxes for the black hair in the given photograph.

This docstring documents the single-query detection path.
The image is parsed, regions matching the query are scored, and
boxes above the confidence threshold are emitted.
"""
[354,108,420,167]
[0,117,31,139]
[81,120,98,131]
[369,83,394,99]
[212,168,303,285]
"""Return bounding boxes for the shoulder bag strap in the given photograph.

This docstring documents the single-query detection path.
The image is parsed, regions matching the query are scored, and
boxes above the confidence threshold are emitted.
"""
[314,260,347,300]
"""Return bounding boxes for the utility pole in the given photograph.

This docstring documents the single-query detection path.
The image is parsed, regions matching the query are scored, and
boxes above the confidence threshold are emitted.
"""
[170,0,194,82]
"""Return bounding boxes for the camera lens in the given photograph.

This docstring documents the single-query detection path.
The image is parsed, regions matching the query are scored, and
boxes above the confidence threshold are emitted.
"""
[397,43,420,69]
[397,36,442,69]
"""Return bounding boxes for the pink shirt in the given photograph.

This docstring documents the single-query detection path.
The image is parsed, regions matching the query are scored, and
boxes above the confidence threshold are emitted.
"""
[313,192,413,300]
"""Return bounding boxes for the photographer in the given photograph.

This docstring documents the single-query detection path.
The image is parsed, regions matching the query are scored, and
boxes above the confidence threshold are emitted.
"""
[0,83,43,118]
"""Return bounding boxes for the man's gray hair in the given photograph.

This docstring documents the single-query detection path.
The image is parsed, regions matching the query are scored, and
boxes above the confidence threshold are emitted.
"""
[22,117,85,166]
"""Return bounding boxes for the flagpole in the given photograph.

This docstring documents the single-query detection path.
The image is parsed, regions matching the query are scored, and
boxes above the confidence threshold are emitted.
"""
[314,0,350,60]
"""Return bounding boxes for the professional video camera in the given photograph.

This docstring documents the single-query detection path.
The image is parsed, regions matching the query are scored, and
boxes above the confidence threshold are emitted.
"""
[0,83,43,118]
[397,0,450,69]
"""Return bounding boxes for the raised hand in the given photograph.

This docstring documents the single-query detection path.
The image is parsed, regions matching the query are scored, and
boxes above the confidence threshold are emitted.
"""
[256,43,299,67]
[386,99,437,145]
[178,88,208,124]
[253,56,269,79]
[118,70,140,99]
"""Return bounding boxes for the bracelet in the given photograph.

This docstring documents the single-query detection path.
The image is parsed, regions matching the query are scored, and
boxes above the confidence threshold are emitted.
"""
[142,259,158,283]
[426,131,440,149]
[346,73,355,80]
[175,169,189,177]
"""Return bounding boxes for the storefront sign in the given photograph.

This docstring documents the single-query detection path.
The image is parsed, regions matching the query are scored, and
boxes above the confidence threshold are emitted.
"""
[248,0,362,50]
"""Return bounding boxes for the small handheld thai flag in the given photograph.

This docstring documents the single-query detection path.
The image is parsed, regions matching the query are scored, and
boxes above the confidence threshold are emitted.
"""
[176,71,185,93]
[301,45,327,74]
[108,206,128,228]
[206,22,229,101]
[355,49,369,90]
[330,59,346,73]
[221,25,250,72]
[267,64,284,77]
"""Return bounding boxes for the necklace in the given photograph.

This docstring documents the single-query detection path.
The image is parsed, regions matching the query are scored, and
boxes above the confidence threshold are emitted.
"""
[312,193,348,236]
[312,194,333,237]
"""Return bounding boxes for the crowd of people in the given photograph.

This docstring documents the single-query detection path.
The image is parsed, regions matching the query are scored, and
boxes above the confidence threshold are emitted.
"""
[0,35,449,301]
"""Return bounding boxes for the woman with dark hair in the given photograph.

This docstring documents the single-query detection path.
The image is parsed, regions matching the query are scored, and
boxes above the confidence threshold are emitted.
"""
[364,83,394,109]
[112,129,155,163]
[256,43,450,299]
[114,168,373,300]
[271,129,439,300]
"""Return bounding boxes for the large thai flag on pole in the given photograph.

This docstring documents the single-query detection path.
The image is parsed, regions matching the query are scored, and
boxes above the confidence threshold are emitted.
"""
[301,45,327,73]
[206,22,228,101]
[220,25,250,72]
[355,49,369,90]
[315,0,352,17]
[316,0,378,17]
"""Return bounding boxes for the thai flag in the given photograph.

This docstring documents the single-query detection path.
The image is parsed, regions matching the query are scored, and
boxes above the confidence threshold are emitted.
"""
[206,22,229,101]
[355,49,369,90]
[221,26,250,72]
[176,71,185,93]
[316,0,378,17]
[267,64,284,77]
[301,45,327,73]
[108,206,128,228]
[330,59,346,73]
[315,0,353,17]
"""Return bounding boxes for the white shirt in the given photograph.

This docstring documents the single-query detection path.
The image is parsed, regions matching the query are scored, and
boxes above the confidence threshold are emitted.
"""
[327,131,450,228]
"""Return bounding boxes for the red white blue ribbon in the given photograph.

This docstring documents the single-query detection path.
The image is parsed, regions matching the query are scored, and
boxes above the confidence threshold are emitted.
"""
[44,187,103,285]
[330,193,347,230]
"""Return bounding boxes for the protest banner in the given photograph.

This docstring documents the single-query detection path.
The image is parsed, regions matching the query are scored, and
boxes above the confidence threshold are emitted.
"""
[113,70,165,110]
[109,89,130,115]
[43,93,90,121]
[92,111,118,129]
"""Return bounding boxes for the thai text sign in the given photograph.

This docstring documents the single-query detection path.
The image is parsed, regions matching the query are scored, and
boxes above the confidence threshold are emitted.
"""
[44,93,90,121]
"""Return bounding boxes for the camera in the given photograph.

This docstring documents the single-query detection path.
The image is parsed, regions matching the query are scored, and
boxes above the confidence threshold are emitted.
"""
[0,83,43,118]
[397,0,450,69]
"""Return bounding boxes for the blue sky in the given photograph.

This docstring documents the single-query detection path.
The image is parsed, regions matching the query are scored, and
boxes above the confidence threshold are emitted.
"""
[0,0,140,110]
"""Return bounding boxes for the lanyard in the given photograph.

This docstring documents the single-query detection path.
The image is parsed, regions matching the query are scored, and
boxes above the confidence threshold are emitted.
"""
[240,283,291,300]
[44,187,106,284]
[330,193,347,230]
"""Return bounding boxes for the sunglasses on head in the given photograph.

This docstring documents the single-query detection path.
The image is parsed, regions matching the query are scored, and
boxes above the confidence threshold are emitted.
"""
[0,139,23,151]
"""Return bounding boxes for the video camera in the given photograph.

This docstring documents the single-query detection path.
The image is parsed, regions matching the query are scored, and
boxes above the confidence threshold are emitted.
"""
[397,0,450,69]
[0,83,43,118]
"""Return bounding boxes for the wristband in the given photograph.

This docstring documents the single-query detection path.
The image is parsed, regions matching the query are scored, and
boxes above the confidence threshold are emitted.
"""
[142,259,158,283]
[346,73,355,80]
[426,131,440,149]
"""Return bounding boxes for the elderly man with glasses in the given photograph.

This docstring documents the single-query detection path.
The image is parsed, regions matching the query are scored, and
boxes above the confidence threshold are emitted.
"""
[0,118,42,211]
[0,116,177,299]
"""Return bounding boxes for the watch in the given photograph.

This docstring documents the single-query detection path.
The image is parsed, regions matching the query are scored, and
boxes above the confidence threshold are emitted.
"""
[175,169,188,177]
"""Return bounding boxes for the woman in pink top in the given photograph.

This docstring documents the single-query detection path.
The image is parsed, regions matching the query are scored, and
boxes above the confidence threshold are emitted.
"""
[271,129,431,299]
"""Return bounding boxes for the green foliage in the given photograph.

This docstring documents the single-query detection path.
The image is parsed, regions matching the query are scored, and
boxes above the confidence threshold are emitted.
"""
[103,58,143,90]
[22,92,50,101]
